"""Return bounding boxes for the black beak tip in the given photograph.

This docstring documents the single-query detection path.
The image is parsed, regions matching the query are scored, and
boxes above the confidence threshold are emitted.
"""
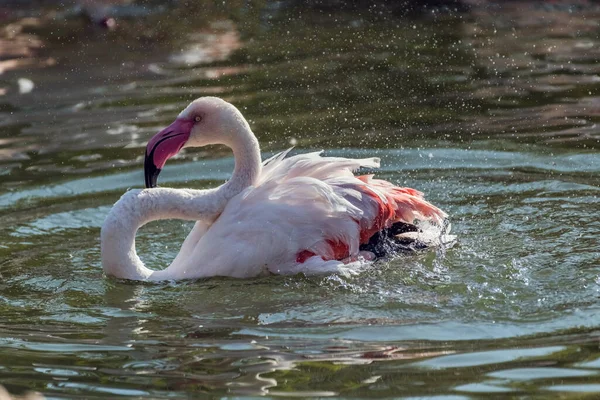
[144,153,160,189]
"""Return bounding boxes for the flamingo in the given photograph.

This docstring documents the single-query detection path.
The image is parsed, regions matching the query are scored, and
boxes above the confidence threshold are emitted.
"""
[101,97,449,281]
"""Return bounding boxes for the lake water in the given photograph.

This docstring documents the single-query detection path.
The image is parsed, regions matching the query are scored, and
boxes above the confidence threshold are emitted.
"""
[0,1,599,398]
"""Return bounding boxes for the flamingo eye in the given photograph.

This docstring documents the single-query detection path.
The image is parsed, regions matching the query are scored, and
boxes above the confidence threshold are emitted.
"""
[194,116,202,123]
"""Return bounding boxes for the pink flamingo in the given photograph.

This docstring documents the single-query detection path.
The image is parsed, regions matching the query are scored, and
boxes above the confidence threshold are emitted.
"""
[101,97,449,281]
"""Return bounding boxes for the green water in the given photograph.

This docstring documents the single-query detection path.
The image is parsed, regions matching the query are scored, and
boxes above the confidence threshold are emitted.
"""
[0,2,599,398]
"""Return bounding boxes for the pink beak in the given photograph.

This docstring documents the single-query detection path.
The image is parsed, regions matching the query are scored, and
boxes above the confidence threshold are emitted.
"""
[144,118,194,188]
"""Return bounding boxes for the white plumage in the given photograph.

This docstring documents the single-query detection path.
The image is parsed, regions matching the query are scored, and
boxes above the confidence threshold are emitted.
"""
[101,97,449,281]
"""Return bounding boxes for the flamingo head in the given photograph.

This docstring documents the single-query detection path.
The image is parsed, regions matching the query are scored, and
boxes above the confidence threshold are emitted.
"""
[144,97,246,188]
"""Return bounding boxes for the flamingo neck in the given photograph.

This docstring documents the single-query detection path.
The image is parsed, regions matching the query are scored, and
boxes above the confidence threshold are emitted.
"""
[101,126,263,281]
[218,126,262,198]
[101,188,216,281]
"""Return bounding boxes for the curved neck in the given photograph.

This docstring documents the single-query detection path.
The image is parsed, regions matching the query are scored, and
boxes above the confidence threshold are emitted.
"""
[218,126,262,197]
[101,188,217,281]
[101,128,263,281]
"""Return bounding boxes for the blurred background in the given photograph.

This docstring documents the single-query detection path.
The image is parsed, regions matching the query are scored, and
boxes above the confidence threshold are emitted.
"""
[0,0,599,398]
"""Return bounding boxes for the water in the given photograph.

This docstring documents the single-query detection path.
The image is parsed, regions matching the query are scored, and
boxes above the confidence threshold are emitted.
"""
[0,1,599,398]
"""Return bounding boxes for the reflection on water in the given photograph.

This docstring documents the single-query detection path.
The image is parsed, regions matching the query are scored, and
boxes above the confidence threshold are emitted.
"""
[0,17,55,76]
[0,1,599,398]
[463,2,600,146]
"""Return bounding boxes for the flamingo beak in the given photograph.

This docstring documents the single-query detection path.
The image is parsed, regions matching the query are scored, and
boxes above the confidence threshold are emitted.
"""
[144,118,194,188]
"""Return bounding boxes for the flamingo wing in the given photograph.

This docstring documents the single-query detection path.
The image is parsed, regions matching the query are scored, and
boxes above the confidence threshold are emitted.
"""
[174,150,448,278]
